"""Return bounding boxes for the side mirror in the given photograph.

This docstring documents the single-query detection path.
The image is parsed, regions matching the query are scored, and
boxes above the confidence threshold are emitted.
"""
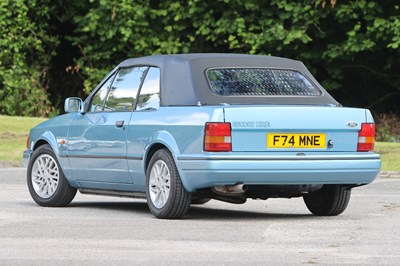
[64,97,84,113]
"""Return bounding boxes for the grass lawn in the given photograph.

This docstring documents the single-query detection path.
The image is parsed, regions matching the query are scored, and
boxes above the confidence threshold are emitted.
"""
[0,115,399,171]
[0,115,46,162]
[374,142,400,172]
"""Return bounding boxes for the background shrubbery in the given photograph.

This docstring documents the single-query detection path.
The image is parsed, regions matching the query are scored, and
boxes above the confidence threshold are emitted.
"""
[1,0,399,125]
[376,113,400,142]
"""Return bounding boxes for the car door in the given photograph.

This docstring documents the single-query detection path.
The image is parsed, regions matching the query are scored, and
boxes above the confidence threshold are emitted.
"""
[68,66,148,187]
[126,67,161,188]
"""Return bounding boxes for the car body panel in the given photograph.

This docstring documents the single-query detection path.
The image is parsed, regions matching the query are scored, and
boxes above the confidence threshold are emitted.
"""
[126,107,223,190]
[224,105,368,152]
[175,152,380,192]
[24,113,79,187]
[67,111,132,184]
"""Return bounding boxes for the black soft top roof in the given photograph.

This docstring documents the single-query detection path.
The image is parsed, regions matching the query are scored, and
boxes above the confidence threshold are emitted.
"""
[116,54,339,106]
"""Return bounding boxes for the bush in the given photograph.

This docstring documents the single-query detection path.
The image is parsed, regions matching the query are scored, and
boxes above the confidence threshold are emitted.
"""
[375,113,400,142]
[0,0,58,117]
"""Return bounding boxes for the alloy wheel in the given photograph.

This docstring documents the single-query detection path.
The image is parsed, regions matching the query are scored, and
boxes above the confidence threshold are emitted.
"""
[148,160,171,208]
[31,154,60,199]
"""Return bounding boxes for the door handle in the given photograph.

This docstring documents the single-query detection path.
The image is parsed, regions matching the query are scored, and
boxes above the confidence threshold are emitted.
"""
[115,120,125,128]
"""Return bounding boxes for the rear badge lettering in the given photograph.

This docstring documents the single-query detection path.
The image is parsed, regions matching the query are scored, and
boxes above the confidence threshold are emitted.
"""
[233,121,270,128]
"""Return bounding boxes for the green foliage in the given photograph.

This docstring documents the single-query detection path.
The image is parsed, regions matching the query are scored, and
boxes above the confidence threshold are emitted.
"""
[0,0,399,116]
[376,113,400,143]
[65,0,400,108]
[0,0,58,117]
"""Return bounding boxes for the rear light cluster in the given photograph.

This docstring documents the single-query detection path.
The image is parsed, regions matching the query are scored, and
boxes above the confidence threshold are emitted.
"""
[204,122,232,152]
[357,123,375,152]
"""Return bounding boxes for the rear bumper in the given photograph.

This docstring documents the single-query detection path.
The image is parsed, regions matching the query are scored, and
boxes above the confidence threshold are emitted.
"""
[175,153,381,192]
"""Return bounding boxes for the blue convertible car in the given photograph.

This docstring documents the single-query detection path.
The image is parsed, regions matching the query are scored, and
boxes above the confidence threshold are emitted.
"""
[24,54,381,219]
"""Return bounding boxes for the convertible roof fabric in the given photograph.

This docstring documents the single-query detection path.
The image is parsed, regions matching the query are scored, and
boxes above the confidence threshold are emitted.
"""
[108,54,339,106]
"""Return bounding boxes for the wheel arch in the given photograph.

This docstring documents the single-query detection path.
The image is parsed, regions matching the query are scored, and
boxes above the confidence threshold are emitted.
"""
[32,131,59,154]
[144,131,180,169]
[29,131,78,188]
[144,143,169,174]
[143,131,191,192]
[33,139,51,151]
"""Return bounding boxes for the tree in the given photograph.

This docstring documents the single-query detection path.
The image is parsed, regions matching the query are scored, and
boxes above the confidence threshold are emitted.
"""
[1,0,399,116]
[65,0,400,115]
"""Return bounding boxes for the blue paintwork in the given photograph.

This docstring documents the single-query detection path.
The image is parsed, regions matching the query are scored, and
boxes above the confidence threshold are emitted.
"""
[224,105,369,152]
[24,104,381,194]
[175,152,380,191]
[67,111,133,184]
[24,113,79,187]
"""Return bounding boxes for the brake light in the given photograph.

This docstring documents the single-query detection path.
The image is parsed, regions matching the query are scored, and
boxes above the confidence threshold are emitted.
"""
[357,123,375,152]
[204,122,232,152]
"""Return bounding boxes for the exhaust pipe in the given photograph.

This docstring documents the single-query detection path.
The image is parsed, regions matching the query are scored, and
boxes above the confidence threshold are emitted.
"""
[212,183,248,196]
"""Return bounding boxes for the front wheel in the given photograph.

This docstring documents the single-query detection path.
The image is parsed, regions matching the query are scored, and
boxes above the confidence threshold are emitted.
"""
[27,144,77,207]
[303,185,351,216]
[146,149,191,219]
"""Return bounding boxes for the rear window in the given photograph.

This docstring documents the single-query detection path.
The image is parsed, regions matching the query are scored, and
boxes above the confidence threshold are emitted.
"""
[206,68,321,96]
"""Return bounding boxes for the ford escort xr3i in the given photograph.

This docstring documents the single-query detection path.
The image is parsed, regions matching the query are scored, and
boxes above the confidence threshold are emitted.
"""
[24,54,381,219]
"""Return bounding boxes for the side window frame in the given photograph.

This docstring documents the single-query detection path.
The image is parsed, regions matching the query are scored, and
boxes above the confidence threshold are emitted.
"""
[131,66,149,111]
[99,66,149,112]
[134,66,161,112]
[85,71,117,113]
[85,65,159,113]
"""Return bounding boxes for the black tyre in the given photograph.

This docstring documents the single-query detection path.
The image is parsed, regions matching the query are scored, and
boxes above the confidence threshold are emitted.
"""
[146,149,191,219]
[303,185,351,216]
[27,144,77,207]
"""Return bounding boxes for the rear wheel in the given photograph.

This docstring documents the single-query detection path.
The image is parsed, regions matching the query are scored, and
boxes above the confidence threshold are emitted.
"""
[27,144,77,207]
[303,185,351,216]
[146,149,191,219]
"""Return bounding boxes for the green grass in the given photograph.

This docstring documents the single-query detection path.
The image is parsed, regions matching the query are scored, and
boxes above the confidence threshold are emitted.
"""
[0,115,46,162]
[374,142,400,172]
[0,115,399,171]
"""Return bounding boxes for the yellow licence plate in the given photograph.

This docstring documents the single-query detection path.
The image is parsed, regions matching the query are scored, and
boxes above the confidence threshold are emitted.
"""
[267,133,326,148]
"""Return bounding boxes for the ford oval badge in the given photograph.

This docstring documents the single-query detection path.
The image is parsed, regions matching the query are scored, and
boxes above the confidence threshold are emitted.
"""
[346,121,358,127]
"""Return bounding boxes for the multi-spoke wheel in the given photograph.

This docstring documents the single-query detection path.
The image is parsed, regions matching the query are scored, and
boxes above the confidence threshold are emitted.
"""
[27,144,77,207]
[148,160,171,209]
[31,154,59,198]
[146,149,191,219]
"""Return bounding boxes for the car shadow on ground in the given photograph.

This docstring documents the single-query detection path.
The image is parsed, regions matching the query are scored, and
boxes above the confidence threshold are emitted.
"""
[68,200,149,213]
[188,206,313,220]
[63,200,314,220]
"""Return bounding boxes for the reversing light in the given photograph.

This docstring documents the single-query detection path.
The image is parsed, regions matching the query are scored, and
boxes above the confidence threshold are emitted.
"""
[204,122,232,152]
[357,123,375,152]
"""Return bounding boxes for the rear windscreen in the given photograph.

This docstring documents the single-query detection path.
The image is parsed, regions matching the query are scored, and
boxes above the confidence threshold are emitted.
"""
[207,68,321,96]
